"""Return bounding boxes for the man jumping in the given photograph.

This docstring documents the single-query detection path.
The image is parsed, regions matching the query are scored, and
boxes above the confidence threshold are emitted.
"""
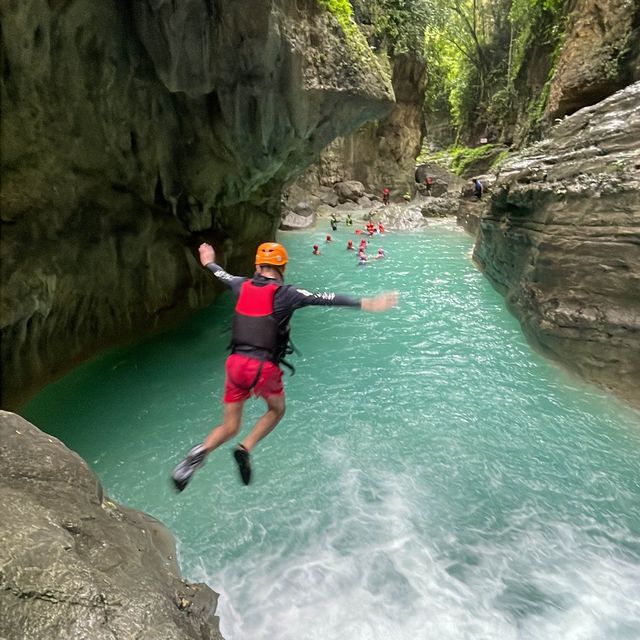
[172,241,398,489]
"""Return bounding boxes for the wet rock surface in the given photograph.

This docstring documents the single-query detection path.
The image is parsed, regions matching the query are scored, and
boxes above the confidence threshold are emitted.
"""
[0,411,223,640]
[474,82,640,407]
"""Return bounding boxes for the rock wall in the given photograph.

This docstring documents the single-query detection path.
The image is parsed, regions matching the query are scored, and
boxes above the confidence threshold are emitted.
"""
[546,0,640,119]
[0,0,394,408]
[0,411,223,640]
[473,82,640,408]
[285,51,426,205]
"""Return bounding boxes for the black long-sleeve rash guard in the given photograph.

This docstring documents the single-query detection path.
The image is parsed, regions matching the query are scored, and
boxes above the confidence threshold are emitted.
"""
[206,263,362,326]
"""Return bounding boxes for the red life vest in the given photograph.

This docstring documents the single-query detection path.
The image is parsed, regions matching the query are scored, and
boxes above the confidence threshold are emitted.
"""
[231,279,287,362]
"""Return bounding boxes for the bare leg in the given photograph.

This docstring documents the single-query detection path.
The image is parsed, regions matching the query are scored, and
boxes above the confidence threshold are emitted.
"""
[202,401,244,453]
[240,394,286,452]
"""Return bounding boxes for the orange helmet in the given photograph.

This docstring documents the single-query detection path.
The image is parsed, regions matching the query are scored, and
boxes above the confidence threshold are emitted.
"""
[255,242,288,266]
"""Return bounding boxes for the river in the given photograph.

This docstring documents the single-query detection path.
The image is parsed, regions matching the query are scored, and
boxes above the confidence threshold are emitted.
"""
[23,220,640,640]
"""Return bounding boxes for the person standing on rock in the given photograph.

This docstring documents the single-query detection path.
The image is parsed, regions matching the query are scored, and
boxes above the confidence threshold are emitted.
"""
[425,176,433,196]
[382,187,390,205]
[473,178,483,200]
[172,242,399,489]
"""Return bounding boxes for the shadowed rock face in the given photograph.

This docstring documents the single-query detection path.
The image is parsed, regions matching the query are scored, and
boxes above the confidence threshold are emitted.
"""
[0,411,224,640]
[0,0,393,407]
[474,82,640,407]
[284,51,426,210]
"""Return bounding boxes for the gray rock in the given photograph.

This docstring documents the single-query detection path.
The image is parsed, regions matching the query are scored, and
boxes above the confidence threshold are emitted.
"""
[334,181,366,203]
[293,202,315,217]
[357,196,373,208]
[0,411,223,640]
[319,191,340,207]
[473,81,640,408]
[420,196,459,217]
[280,211,316,230]
[336,201,359,211]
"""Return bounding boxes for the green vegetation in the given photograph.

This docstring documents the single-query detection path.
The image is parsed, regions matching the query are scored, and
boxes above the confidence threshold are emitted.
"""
[317,0,355,34]
[317,0,384,72]
[418,144,509,176]
[423,0,570,144]
[321,0,571,147]
[351,0,434,54]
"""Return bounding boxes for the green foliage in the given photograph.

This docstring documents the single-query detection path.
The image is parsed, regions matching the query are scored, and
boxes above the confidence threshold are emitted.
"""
[417,143,505,175]
[318,0,354,25]
[449,144,501,175]
[317,0,378,65]
[422,0,569,144]
[351,0,435,55]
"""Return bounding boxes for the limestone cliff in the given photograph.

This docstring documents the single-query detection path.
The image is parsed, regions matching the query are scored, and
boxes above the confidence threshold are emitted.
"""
[546,0,640,119]
[473,82,640,407]
[284,51,426,209]
[0,411,223,640]
[0,0,394,408]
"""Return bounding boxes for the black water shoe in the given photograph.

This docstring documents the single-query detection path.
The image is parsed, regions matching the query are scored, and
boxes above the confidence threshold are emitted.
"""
[171,444,207,492]
[233,445,252,485]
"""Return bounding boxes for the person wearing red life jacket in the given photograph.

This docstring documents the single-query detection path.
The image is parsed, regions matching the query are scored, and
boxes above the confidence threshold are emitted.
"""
[382,187,390,205]
[313,244,321,255]
[346,240,354,250]
[172,242,398,489]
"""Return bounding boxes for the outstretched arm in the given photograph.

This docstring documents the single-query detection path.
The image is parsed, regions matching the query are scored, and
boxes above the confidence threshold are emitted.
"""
[198,242,245,293]
[361,291,399,312]
[283,286,399,312]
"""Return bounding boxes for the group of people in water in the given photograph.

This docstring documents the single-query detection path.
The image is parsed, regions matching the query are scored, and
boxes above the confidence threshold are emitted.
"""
[313,216,386,266]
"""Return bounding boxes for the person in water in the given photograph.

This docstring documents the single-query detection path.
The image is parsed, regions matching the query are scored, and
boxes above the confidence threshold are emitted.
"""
[172,242,398,489]
[375,248,385,259]
[346,240,354,250]
[326,234,333,242]
[312,244,321,255]
[358,249,368,266]
[345,214,353,226]
[378,222,385,234]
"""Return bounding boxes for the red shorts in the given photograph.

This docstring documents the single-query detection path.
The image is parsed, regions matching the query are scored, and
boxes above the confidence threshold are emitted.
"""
[223,354,284,403]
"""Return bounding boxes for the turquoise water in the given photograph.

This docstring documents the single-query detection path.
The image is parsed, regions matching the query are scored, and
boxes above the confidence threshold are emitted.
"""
[24,221,640,640]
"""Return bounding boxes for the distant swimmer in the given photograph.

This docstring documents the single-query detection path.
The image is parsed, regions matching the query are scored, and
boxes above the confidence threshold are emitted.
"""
[347,240,354,250]
[312,244,321,255]
[171,242,399,489]
[378,222,385,234]
[375,248,385,259]
[326,234,333,243]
